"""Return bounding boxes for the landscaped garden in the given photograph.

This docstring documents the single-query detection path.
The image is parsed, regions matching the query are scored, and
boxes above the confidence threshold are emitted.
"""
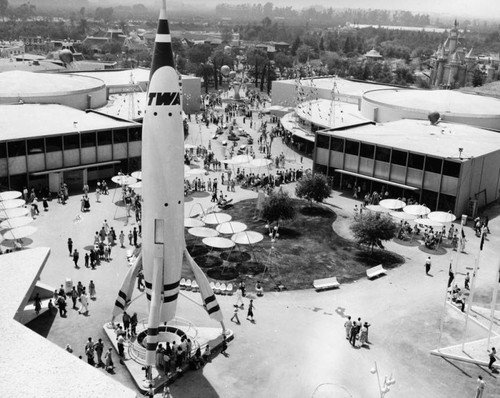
[186,198,404,292]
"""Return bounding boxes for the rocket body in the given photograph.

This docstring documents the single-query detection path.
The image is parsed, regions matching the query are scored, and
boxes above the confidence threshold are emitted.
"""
[142,0,184,365]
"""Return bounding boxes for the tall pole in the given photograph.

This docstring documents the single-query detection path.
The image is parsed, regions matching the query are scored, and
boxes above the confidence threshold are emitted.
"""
[486,258,500,349]
[438,214,467,349]
[462,254,481,351]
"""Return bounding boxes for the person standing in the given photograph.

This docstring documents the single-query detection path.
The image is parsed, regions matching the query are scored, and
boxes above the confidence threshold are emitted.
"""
[221,335,228,355]
[247,299,255,321]
[34,293,42,315]
[137,270,145,290]
[73,249,79,268]
[488,347,497,371]
[104,348,114,372]
[119,231,125,248]
[85,337,95,366]
[79,288,89,315]
[42,196,49,211]
[70,286,79,309]
[344,316,353,340]
[349,321,358,347]
[117,333,125,358]
[123,311,131,335]
[67,238,73,256]
[425,256,432,275]
[130,312,138,337]
[57,295,67,317]
[94,338,104,367]
[88,280,96,300]
[465,272,470,290]
[133,227,138,246]
[476,375,485,398]
[448,263,454,288]
[128,230,133,246]
[234,286,244,308]
[84,252,89,268]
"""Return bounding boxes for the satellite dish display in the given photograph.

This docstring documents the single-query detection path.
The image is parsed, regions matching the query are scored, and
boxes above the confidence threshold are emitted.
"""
[59,49,74,66]
[221,65,230,77]
[428,111,440,125]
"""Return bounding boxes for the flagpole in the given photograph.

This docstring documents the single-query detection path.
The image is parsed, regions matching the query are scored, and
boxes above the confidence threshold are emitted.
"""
[486,259,500,349]
[462,228,486,351]
[438,214,466,349]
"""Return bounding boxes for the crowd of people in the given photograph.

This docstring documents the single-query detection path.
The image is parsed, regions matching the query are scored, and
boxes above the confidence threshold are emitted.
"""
[344,316,371,348]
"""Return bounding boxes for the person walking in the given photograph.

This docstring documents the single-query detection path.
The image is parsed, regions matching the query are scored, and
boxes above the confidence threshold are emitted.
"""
[123,311,131,335]
[133,227,138,246]
[94,338,104,367]
[344,316,353,340]
[137,270,145,290]
[476,375,485,398]
[104,348,114,372]
[73,249,79,268]
[234,286,244,308]
[85,337,95,366]
[425,256,432,275]
[448,263,454,288]
[247,299,255,321]
[117,333,125,358]
[465,272,470,290]
[221,335,228,355]
[119,231,125,248]
[130,312,138,337]
[488,347,498,371]
[57,295,67,317]
[88,280,96,300]
[67,238,73,256]
[84,252,89,268]
[230,307,241,324]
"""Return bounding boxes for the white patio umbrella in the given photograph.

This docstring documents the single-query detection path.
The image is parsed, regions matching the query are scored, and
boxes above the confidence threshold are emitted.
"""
[111,175,137,186]
[216,221,247,234]
[187,168,207,176]
[2,225,37,240]
[231,154,253,164]
[379,199,406,210]
[188,227,219,238]
[129,181,142,189]
[184,144,197,150]
[389,211,417,221]
[184,218,205,228]
[202,236,235,249]
[365,204,391,213]
[415,218,443,228]
[0,207,30,219]
[202,212,232,225]
[428,211,456,223]
[0,191,22,201]
[131,171,142,180]
[249,158,272,168]
[231,231,264,245]
[184,165,191,174]
[0,216,33,229]
[403,204,431,216]
[0,199,25,210]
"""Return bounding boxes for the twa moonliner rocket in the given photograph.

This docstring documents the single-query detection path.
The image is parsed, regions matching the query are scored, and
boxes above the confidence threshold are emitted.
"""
[141,0,223,368]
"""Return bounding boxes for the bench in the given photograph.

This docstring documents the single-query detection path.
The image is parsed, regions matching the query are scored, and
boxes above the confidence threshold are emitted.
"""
[366,264,387,280]
[313,277,340,291]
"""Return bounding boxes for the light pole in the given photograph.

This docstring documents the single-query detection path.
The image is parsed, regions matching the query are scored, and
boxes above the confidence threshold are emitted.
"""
[370,362,396,397]
[263,221,281,288]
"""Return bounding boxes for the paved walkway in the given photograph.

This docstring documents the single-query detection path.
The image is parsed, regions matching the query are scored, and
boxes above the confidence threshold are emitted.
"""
[22,112,500,397]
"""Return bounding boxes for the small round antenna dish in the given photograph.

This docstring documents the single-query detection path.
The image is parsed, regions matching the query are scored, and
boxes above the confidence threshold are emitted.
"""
[59,49,74,66]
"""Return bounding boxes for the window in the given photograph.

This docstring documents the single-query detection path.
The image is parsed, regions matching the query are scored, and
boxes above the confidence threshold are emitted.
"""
[442,160,461,178]
[7,140,26,157]
[391,150,407,166]
[98,131,112,146]
[316,134,330,149]
[408,153,424,169]
[113,129,128,144]
[330,137,344,152]
[128,127,142,142]
[360,143,375,159]
[345,140,359,155]
[63,134,80,150]
[0,142,6,158]
[81,132,96,148]
[45,136,62,152]
[438,193,456,212]
[424,156,442,173]
[375,147,390,162]
[27,138,44,154]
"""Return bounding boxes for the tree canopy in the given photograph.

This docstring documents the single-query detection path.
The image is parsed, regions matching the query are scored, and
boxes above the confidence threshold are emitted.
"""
[295,173,332,204]
[350,212,397,253]
[261,189,296,224]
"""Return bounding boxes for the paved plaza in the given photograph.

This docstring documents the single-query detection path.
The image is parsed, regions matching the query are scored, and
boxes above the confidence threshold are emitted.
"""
[21,113,500,397]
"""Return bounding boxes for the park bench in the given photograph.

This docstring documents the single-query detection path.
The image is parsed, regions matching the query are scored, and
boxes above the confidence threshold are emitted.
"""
[366,264,387,280]
[313,277,340,291]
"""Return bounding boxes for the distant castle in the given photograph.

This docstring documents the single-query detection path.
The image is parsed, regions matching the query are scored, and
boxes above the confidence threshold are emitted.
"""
[430,20,499,88]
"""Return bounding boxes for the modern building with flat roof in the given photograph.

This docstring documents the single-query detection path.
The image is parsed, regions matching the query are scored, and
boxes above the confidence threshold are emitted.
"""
[313,119,500,216]
[0,103,141,193]
[361,89,500,131]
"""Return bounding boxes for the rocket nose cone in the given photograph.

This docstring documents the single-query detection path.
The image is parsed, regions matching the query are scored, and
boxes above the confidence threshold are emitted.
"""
[150,0,175,75]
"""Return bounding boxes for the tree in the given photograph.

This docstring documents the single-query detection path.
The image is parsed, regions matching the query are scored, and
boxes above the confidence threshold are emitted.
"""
[350,212,397,253]
[0,0,8,21]
[296,44,313,63]
[261,189,296,224]
[295,172,332,205]
[472,69,484,87]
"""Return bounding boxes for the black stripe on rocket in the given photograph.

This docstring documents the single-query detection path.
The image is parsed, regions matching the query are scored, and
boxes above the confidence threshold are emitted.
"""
[150,10,175,78]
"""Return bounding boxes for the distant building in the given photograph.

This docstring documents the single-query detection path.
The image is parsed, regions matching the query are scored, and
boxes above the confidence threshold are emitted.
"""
[19,36,45,52]
[429,20,498,88]
[0,41,25,58]
[364,48,383,61]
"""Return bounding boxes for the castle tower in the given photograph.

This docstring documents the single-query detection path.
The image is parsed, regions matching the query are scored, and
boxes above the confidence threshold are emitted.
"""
[433,44,447,87]
[447,51,460,88]
[465,48,476,84]
[448,19,459,57]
